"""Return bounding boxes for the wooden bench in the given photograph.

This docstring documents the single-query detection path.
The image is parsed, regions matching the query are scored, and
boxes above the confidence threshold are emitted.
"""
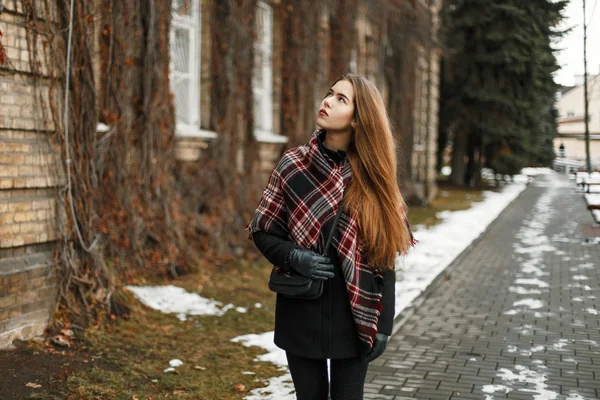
[584,193,600,224]
[583,180,600,193]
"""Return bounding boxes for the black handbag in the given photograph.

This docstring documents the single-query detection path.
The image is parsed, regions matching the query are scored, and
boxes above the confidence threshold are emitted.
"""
[268,195,346,300]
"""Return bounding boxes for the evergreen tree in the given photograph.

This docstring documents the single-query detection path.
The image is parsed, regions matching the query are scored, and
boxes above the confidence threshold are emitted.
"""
[438,0,567,184]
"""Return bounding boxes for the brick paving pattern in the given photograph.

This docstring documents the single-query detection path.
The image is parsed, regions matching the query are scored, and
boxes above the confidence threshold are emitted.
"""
[366,173,600,400]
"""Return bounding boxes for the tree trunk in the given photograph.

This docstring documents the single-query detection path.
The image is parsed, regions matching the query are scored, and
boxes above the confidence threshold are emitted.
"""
[465,130,476,187]
[450,125,467,185]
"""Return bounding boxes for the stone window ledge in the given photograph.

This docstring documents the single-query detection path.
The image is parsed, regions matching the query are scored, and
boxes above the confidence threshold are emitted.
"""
[254,128,288,144]
[175,124,218,140]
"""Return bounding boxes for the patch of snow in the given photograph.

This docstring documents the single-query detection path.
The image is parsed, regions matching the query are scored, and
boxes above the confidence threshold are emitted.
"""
[482,366,558,400]
[169,359,183,367]
[164,359,183,373]
[586,308,598,315]
[232,332,287,368]
[553,339,569,350]
[572,275,589,281]
[125,285,238,321]
[513,299,544,309]
[514,278,549,288]
[244,374,296,400]
[482,384,512,399]
[514,325,534,335]
[231,332,295,400]
[581,340,599,347]
[509,286,542,295]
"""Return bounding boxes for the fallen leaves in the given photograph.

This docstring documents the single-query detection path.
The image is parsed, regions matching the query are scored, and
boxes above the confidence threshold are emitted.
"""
[234,384,245,392]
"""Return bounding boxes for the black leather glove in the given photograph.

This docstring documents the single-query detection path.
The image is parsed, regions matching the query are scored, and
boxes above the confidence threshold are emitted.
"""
[363,333,389,363]
[285,249,335,280]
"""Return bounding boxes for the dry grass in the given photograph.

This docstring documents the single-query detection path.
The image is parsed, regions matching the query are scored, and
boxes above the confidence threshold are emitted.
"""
[407,179,492,228]
[41,259,282,400]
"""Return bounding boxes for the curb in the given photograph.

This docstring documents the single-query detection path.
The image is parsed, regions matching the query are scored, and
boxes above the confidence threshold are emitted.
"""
[390,183,531,337]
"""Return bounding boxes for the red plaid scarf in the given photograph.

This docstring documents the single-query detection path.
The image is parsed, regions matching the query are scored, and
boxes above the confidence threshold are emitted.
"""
[247,129,414,351]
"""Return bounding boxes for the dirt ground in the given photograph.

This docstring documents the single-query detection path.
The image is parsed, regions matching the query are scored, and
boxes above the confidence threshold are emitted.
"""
[0,342,115,399]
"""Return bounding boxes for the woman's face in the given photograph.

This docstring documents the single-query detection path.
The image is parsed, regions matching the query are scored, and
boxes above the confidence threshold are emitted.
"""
[316,79,355,132]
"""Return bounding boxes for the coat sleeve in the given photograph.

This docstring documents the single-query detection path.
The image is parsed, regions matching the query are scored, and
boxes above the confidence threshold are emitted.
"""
[252,230,300,267]
[378,268,396,335]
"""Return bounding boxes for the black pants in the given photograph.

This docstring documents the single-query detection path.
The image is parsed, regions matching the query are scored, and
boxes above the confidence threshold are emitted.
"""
[286,352,369,400]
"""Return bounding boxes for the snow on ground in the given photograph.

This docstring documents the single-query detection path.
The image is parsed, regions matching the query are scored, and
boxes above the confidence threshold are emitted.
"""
[392,170,531,317]
[231,332,295,400]
[482,366,557,400]
[482,170,588,398]
[124,285,246,321]
[128,168,570,399]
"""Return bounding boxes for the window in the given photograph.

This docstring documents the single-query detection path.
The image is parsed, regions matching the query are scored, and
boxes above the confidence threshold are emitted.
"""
[567,111,575,118]
[253,1,274,134]
[170,0,208,137]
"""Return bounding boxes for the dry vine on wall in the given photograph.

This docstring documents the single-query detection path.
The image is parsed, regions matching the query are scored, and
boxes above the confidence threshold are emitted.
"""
[12,0,435,332]
[18,0,199,332]
[178,0,261,257]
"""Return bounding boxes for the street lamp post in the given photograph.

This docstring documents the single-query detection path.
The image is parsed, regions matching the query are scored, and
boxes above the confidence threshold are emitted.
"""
[583,0,592,171]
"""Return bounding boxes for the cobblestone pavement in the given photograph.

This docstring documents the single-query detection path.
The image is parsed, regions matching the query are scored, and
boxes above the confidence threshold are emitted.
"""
[366,173,600,400]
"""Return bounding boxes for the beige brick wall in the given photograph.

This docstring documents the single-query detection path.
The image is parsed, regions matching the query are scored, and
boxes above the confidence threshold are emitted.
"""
[410,2,441,203]
[1,9,61,349]
[0,253,56,349]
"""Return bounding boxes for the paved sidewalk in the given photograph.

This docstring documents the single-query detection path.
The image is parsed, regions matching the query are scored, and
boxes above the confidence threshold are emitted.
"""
[366,173,600,400]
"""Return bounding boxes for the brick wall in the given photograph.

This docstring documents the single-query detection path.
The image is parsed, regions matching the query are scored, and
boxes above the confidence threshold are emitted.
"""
[0,5,62,349]
[409,1,441,203]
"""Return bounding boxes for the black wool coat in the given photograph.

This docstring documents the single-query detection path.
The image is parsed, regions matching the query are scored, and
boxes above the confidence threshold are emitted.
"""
[252,135,396,360]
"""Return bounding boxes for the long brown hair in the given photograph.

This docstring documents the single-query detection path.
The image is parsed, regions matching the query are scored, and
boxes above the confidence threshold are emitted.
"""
[338,74,412,270]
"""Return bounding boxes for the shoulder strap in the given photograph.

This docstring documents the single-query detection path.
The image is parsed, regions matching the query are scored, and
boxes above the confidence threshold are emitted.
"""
[324,190,347,252]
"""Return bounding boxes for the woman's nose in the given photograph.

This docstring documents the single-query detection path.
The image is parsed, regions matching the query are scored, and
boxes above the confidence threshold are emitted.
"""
[324,98,332,108]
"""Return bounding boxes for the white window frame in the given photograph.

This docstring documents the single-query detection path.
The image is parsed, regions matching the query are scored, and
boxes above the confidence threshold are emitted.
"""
[252,1,287,144]
[170,0,217,139]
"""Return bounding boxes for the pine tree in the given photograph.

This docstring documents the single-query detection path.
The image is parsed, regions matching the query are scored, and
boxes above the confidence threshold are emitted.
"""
[438,0,567,184]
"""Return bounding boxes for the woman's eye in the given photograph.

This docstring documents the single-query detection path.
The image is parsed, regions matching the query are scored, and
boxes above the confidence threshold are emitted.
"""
[339,97,345,103]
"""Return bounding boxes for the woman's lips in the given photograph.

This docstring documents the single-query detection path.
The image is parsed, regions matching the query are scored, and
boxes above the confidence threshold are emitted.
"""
[319,109,328,116]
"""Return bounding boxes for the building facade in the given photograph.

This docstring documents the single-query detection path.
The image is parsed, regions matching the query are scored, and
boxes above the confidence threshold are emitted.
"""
[0,0,62,347]
[555,73,600,168]
[0,0,442,348]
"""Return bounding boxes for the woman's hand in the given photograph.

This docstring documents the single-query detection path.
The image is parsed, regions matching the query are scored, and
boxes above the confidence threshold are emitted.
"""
[285,249,335,280]
[363,333,389,363]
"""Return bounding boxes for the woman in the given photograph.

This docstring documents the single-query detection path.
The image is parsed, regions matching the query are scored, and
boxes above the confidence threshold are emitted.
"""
[247,73,416,400]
